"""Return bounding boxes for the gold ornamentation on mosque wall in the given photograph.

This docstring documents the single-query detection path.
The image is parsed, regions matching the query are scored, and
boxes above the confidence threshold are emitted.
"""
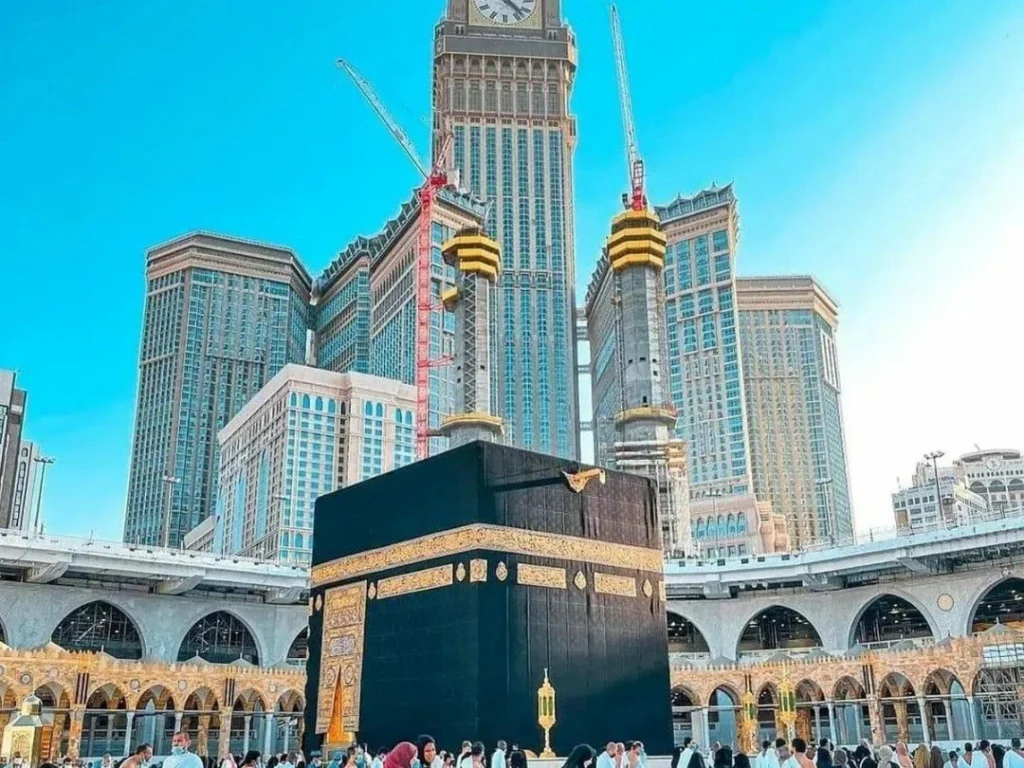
[376,564,454,600]
[470,558,488,583]
[594,572,638,598]
[0,645,305,761]
[517,564,568,590]
[310,523,664,587]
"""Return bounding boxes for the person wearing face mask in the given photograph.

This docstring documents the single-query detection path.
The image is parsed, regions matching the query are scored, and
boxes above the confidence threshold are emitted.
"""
[164,732,204,768]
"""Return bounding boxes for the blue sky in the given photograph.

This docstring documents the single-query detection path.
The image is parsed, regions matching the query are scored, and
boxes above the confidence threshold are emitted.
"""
[1,1,1022,540]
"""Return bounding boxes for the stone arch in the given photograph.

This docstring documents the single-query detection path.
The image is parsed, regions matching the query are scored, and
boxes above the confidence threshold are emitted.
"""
[832,676,866,700]
[847,592,938,646]
[965,575,1024,634]
[737,604,823,655]
[708,685,739,748]
[796,678,825,702]
[33,681,72,708]
[286,627,308,664]
[86,682,128,708]
[667,610,711,654]
[924,668,962,697]
[275,689,305,713]
[233,688,268,713]
[136,685,177,712]
[176,609,262,665]
[49,599,146,659]
[877,672,922,744]
[182,686,221,713]
[671,684,698,706]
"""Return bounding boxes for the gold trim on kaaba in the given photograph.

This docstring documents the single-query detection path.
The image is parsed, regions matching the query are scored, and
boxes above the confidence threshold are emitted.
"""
[594,572,637,598]
[562,467,605,493]
[311,523,664,587]
[659,580,666,602]
[456,563,467,582]
[573,570,587,590]
[376,564,454,599]
[642,579,653,598]
[315,582,366,734]
[496,562,508,581]
[367,583,377,600]
[470,559,487,583]
[517,564,567,590]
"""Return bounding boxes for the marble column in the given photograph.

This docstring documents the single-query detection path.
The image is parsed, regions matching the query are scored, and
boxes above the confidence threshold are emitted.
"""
[68,707,86,759]
[827,703,837,743]
[918,699,930,744]
[124,712,136,755]
[895,700,909,744]
[243,715,252,754]
[701,708,711,752]
[174,711,184,734]
[867,696,883,746]
[219,713,233,759]
[943,700,954,741]
[813,707,823,741]
[283,719,290,753]
[966,696,978,741]
[263,713,273,757]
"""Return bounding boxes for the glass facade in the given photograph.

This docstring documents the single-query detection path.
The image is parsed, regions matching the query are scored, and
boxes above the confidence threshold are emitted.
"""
[736,279,854,547]
[658,188,751,497]
[124,238,310,548]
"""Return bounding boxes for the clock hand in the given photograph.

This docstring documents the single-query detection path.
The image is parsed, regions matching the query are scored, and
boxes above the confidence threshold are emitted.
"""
[501,0,527,18]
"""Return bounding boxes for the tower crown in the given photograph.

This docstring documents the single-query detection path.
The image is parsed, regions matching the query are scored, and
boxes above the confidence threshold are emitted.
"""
[606,209,667,272]
[441,227,502,282]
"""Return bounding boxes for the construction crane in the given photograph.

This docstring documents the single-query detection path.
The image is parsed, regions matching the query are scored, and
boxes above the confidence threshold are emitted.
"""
[609,4,646,211]
[337,58,452,459]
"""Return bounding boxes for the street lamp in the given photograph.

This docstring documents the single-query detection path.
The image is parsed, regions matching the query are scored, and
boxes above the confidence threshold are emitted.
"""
[923,451,947,527]
[32,455,55,534]
[161,474,181,548]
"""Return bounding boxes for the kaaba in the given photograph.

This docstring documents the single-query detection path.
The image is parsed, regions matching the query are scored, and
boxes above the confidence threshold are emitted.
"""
[305,441,673,755]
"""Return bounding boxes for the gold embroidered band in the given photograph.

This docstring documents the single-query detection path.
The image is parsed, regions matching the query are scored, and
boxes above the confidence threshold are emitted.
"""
[517,563,567,590]
[376,564,453,600]
[594,572,637,598]
[311,523,663,588]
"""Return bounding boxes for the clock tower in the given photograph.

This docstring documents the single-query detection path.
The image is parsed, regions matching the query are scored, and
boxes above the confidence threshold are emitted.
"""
[433,0,580,460]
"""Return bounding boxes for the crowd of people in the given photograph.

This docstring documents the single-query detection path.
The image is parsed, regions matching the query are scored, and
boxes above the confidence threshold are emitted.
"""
[665,737,1024,768]
[8,733,1024,768]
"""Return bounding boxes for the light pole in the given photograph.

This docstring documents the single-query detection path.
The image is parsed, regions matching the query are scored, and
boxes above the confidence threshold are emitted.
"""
[32,455,55,534]
[924,451,947,526]
[161,474,181,548]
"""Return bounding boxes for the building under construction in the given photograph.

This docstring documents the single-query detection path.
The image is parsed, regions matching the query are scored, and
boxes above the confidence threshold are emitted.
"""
[313,187,488,456]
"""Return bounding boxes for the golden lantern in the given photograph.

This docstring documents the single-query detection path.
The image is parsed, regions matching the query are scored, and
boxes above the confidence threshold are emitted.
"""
[537,668,557,758]
[739,691,758,756]
[778,677,797,736]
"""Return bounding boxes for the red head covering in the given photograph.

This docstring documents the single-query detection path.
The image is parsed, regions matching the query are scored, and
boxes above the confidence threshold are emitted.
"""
[385,743,418,768]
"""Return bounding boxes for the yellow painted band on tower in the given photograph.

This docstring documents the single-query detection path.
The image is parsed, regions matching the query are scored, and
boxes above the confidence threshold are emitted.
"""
[441,286,460,309]
[457,260,498,280]
[609,253,664,271]
[611,208,663,227]
[607,236,667,260]
[607,227,667,248]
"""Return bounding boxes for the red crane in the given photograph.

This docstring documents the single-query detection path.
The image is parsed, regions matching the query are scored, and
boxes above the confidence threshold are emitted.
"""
[337,59,452,459]
[610,4,647,211]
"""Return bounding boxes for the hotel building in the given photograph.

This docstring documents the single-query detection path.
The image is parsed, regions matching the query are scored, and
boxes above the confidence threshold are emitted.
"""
[433,0,580,459]
[214,364,416,564]
[736,276,854,547]
[123,233,312,547]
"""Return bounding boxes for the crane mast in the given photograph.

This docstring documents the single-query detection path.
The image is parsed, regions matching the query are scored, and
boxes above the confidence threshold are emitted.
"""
[609,4,646,211]
[337,59,450,459]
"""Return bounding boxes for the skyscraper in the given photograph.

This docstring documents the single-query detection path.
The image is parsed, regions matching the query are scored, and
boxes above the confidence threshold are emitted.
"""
[433,0,580,459]
[124,233,312,547]
[214,365,417,565]
[313,187,487,455]
[655,185,751,497]
[736,276,854,546]
[585,210,691,553]
[0,369,28,528]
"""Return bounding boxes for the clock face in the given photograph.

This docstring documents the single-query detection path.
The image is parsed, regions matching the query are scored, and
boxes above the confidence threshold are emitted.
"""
[985,457,1003,471]
[473,0,538,26]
